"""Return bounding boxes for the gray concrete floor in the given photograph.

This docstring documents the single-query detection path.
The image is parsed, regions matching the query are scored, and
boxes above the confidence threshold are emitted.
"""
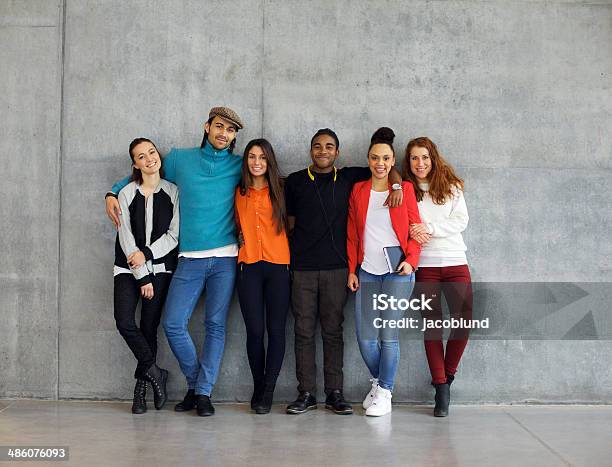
[0,400,610,467]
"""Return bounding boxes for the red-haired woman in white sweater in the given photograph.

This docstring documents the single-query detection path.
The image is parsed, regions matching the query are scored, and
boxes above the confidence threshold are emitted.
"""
[402,137,472,418]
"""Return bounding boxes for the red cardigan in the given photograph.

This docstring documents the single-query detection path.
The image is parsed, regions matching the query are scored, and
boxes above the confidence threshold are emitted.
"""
[347,180,421,274]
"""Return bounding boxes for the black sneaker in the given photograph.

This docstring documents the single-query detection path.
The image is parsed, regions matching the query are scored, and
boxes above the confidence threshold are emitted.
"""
[286,392,317,414]
[196,395,215,417]
[174,389,196,412]
[325,390,353,415]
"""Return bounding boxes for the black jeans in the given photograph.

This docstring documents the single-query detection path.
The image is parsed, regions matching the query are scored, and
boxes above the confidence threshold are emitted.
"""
[291,268,348,394]
[237,261,290,388]
[114,273,172,379]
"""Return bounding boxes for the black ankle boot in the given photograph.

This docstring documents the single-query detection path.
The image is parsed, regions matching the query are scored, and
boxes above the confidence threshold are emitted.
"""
[144,363,168,410]
[250,382,264,410]
[131,379,147,414]
[433,383,450,417]
[446,373,455,386]
[175,389,196,412]
[254,384,275,414]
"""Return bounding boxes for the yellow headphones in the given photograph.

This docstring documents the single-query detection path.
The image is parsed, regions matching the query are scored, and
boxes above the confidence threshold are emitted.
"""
[307,165,337,182]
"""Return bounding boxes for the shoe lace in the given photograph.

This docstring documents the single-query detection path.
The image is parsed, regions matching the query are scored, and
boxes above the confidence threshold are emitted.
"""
[134,380,146,400]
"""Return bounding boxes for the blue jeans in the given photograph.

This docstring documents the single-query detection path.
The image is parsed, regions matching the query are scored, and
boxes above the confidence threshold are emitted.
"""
[162,256,236,396]
[354,268,415,391]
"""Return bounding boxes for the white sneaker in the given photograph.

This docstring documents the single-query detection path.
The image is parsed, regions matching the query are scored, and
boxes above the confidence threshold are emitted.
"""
[362,378,379,409]
[365,386,392,417]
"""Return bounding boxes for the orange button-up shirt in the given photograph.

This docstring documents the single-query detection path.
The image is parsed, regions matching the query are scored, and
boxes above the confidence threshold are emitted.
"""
[234,186,290,265]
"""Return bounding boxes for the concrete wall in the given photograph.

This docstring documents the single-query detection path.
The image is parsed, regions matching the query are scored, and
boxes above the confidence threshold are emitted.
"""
[2,0,611,403]
[0,0,63,398]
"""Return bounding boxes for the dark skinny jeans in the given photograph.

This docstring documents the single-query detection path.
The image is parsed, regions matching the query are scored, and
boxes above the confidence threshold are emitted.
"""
[114,273,172,379]
[237,261,290,388]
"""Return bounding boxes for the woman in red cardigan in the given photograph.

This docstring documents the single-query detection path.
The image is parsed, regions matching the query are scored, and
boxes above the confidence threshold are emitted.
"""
[347,127,421,416]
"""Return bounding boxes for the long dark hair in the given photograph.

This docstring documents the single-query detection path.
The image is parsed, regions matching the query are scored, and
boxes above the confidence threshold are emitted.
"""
[128,138,163,185]
[239,138,287,234]
[200,116,237,153]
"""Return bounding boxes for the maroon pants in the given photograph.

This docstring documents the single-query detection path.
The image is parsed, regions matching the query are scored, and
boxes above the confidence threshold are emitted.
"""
[415,264,472,384]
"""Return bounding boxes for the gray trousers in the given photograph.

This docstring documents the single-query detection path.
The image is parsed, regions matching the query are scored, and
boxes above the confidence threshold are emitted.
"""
[291,268,348,395]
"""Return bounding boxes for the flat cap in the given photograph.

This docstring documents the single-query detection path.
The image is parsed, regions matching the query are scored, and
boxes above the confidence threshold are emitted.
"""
[208,106,244,130]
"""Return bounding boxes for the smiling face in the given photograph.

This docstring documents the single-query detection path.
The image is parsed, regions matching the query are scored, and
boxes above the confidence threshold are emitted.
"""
[204,115,237,150]
[368,143,395,180]
[131,141,161,175]
[310,134,339,171]
[409,145,432,182]
[247,145,267,178]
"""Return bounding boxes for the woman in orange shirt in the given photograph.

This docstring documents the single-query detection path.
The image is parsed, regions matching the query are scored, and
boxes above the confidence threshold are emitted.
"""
[235,138,291,414]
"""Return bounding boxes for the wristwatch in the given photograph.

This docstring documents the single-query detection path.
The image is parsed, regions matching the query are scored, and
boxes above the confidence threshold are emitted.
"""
[391,183,402,191]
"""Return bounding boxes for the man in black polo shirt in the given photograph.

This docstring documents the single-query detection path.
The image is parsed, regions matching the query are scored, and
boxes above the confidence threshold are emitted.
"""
[284,128,403,414]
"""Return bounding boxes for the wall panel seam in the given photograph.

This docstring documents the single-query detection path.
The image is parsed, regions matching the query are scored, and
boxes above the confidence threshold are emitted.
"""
[261,0,266,138]
[55,0,68,401]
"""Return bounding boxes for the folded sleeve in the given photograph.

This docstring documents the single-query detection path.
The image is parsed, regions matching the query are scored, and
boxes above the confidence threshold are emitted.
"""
[108,176,131,197]
[404,183,422,270]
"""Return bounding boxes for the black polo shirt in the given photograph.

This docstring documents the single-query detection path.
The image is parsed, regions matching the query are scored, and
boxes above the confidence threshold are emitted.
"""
[285,166,371,271]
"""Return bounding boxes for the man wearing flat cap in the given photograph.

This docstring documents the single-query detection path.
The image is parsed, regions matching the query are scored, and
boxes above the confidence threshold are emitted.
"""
[105,106,244,417]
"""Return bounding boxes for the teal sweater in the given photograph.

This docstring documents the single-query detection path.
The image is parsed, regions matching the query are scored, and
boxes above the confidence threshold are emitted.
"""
[112,142,242,253]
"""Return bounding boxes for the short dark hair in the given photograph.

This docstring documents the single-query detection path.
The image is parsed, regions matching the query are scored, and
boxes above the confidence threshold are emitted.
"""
[200,116,238,153]
[310,128,339,149]
[128,137,163,185]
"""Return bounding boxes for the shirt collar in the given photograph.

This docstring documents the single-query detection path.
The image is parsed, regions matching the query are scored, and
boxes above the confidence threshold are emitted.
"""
[202,140,231,158]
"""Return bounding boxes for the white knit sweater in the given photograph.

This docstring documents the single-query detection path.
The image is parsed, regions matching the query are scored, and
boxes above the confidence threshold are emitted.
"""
[417,183,469,267]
